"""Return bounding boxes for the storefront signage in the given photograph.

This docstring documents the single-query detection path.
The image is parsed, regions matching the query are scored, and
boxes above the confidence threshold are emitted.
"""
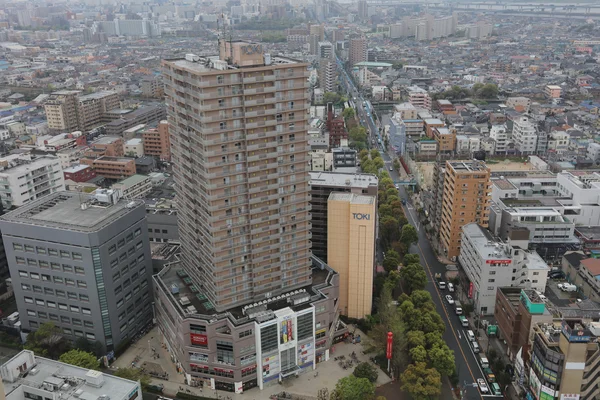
[352,213,371,220]
[486,260,512,264]
[190,333,208,346]
[386,332,393,360]
[560,395,580,400]
[468,282,474,299]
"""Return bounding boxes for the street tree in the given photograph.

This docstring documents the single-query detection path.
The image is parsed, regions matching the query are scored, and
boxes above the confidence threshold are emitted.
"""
[113,368,151,390]
[400,224,419,246]
[406,330,426,349]
[382,250,401,273]
[24,322,71,359]
[410,290,433,309]
[403,254,420,266]
[400,362,442,400]
[398,263,427,293]
[428,344,456,376]
[370,149,380,159]
[353,362,379,383]
[331,375,375,400]
[409,345,428,363]
[59,350,99,370]
[342,107,355,120]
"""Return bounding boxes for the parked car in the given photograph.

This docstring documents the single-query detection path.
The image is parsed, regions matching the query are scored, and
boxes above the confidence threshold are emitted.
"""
[477,378,489,394]
[445,295,454,305]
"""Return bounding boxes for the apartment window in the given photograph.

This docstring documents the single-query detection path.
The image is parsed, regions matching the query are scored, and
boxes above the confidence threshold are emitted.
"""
[216,341,234,365]
[13,243,23,251]
[24,297,33,304]
[39,260,49,269]
[108,244,117,255]
[47,301,56,308]
[488,279,495,283]
[74,330,84,337]
[48,248,58,256]
[115,285,122,295]
[22,284,31,291]
[53,276,63,284]
[111,259,118,268]
[16,257,25,265]
[30,321,39,328]
[134,228,141,237]
[38,312,47,319]
[239,329,252,339]
[113,272,121,281]
[86,333,96,340]
[119,253,127,263]
[123,279,131,288]
[35,299,44,306]
[82,308,91,315]
[219,99,225,107]
[72,252,82,260]
[30,273,40,280]
[24,245,34,252]
[49,313,58,321]
[27,310,35,316]
[58,303,68,310]
[118,238,126,248]
[60,250,70,259]
[44,287,54,295]
[77,280,87,288]
[74,266,84,275]
[56,290,65,298]
[36,247,46,255]
[117,299,124,309]
[63,265,73,273]
[26,258,37,266]
[80,294,89,302]
[72,318,82,326]
[220,122,227,130]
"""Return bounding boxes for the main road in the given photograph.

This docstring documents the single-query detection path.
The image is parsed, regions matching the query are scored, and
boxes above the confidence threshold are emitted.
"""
[336,61,501,399]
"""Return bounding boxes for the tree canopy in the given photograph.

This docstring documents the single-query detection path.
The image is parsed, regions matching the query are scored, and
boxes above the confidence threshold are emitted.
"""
[331,375,375,400]
[353,362,379,383]
[59,350,99,370]
[24,322,71,359]
[400,362,442,400]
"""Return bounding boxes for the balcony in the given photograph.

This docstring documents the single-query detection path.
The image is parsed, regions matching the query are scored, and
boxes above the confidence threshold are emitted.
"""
[249,193,280,205]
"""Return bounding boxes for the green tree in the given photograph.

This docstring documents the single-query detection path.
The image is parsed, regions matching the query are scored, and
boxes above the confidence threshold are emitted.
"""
[428,344,455,376]
[342,107,356,120]
[373,157,384,170]
[403,253,420,266]
[353,362,379,383]
[74,337,105,358]
[478,83,498,99]
[406,330,426,349]
[410,290,433,309]
[393,158,401,170]
[24,322,71,359]
[113,368,151,390]
[382,250,401,273]
[409,345,428,363]
[399,263,427,294]
[331,375,375,400]
[400,362,442,400]
[400,224,419,246]
[59,349,99,370]
[425,332,444,349]
[370,149,380,159]
[380,216,400,249]
[358,149,369,163]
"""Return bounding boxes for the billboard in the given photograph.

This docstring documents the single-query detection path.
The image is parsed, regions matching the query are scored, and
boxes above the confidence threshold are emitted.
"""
[386,332,393,360]
[190,333,208,346]
[468,282,474,299]
[529,369,541,400]
[280,318,294,344]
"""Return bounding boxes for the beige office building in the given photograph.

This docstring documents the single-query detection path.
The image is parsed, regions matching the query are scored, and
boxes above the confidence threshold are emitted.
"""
[327,193,376,319]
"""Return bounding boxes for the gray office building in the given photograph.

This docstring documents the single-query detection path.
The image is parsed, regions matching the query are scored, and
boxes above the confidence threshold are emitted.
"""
[0,190,153,352]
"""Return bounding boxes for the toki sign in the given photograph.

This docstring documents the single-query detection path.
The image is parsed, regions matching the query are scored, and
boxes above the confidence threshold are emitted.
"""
[352,213,371,220]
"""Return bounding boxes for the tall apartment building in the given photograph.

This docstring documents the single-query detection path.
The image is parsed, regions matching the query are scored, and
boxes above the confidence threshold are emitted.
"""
[327,193,375,319]
[528,320,600,400]
[44,90,120,132]
[357,0,368,20]
[349,37,367,66]
[0,155,65,208]
[458,223,549,315]
[0,191,153,351]
[415,13,458,41]
[309,171,378,262]
[513,116,538,155]
[489,124,509,154]
[318,42,337,93]
[91,19,161,38]
[437,160,491,259]
[309,24,325,41]
[142,120,171,161]
[44,90,80,131]
[158,42,345,393]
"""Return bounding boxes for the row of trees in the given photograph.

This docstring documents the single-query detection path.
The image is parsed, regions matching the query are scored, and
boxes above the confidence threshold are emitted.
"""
[432,83,499,101]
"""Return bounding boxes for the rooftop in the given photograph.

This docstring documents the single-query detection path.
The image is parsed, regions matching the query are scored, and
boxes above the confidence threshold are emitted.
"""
[2,350,139,400]
[328,192,376,204]
[492,178,517,191]
[78,90,117,102]
[63,164,90,174]
[309,171,378,189]
[92,136,121,145]
[0,191,143,232]
[113,174,149,188]
[447,160,489,173]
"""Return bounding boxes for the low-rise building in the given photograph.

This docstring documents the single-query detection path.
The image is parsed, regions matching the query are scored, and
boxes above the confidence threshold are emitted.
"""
[562,253,600,302]
[1,350,142,400]
[63,164,96,183]
[112,174,152,199]
[142,120,171,161]
[545,85,562,99]
[124,138,144,157]
[80,156,136,180]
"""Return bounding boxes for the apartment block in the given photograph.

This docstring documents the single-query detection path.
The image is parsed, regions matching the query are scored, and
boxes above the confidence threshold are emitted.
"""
[433,126,456,154]
[438,161,491,259]
[327,193,376,319]
[0,191,153,351]
[528,320,600,399]
[63,164,96,183]
[86,136,124,158]
[0,155,65,208]
[77,91,121,131]
[112,174,152,199]
[104,106,166,136]
[43,90,80,131]
[545,85,562,99]
[349,37,367,66]
[513,116,538,155]
[1,350,142,400]
[459,223,549,315]
[489,125,509,154]
[141,77,164,98]
[309,172,378,261]
[562,254,600,303]
[494,288,552,361]
[142,120,171,161]
[318,42,337,93]
[407,86,432,111]
[80,156,136,180]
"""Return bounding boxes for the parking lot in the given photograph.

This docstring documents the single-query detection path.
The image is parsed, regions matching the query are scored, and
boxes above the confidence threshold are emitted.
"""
[544,278,580,308]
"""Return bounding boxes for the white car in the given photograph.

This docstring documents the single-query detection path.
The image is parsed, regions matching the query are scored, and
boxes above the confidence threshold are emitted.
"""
[477,378,489,394]
[445,295,454,305]
[395,184,399,189]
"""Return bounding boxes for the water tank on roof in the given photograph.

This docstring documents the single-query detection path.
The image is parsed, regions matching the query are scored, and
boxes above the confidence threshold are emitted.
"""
[171,283,180,294]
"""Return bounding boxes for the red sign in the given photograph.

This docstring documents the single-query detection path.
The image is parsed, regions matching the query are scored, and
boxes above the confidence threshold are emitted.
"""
[468,282,474,299]
[486,260,512,264]
[190,333,208,346]
[386,332,393,360]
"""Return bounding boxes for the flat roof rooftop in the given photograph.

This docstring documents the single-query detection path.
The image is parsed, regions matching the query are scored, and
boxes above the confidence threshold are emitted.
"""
[63,164,90,173]
[0,191,143,232]
[447,160,488,172]
[309,171,378,189]
[92,136,121,145]
[328,192,376,204]
[2,350,139,400]
[113,174,149,187]
[492,178,517,190]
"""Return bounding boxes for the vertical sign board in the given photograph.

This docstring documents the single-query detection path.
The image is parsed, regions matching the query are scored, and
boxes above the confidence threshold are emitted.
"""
[468,282,474,299]
[386,332,393,360]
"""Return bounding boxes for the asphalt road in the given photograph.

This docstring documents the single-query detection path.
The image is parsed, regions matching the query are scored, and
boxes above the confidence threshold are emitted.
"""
[336,63,502,399]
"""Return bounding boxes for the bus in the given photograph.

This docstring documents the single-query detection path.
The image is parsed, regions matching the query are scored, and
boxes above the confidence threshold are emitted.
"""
[458,315,469,327]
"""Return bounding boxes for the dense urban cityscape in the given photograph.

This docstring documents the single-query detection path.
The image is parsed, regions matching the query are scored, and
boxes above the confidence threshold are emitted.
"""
[0,0,600,400]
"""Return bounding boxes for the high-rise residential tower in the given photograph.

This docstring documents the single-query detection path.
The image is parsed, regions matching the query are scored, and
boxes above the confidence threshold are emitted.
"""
[349,36,367,66]
[162,41,312,312]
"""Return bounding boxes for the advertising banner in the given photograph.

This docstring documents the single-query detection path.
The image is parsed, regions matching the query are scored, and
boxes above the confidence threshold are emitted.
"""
[190,333,208,346]
[386,332,393,360]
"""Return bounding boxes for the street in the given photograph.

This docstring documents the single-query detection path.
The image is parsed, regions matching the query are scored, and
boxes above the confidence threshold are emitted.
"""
[336,62,500,399]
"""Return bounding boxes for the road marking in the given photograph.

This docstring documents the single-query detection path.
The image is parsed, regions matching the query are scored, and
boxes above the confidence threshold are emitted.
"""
[414,241,483,400]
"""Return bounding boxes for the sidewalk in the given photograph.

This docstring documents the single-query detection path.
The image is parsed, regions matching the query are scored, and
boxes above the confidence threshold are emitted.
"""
[112,326,391,400]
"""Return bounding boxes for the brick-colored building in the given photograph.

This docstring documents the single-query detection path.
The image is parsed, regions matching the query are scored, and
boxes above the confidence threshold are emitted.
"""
[80,156,136,180]
[142,120,171,161]
[63,164,96,183]
[85,136,124,158]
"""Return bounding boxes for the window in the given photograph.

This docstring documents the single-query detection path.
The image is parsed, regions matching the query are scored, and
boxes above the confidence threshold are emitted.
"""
[126,232,134,242]
[74,330,84,337]
[30,273,40,280]
[74,266,84,275]
[70,305,80,313]
[27,258,37,266]
[118,312,125,321]
[35,299,44,306]
[123,279,131,288]
[19,270,28,277]
[136,241,143,250]
[128,247,135,256]
[488,279,495,283]
[132,285,140,294]
[58,303,68,310]
[22,284,31,291]
[118,238,125,248]
[15,257,25,265]
[77,280,87,288]
[41,274,50,282]
[121,265,129,275]
[134,228,141,237]
[82,308,91,315]
[72,252,82,260]
[108,244,117,255]
[24,245,34,252]
[53,276,63,284]
[48,248,58,256]
[138,254,145,262]
[125,292,132,301]
[62,265,73,273]
[115,285,122,295]
[68,292,77,300]
[86,333,96,340]
[79,294,89,302]
[56,290,65,298]
[111,259,118,268]
[216,341,234,365]
[24,297,33,304]
[44,287,54,295]
[72,318,82,326]
[47,301,56,308]
[13,243,23,251]
[27,310,36,316]
[113,272,120,281]
[60,250,70,258]
[117,299,124,309]
[239,329,252,339]
[119,253,127,263]
[38,312,47,319]
[36,247,46,255]
[65,278,75,286]
[51,262,60,270]
[49,313,58,321]
[39,261,49,269]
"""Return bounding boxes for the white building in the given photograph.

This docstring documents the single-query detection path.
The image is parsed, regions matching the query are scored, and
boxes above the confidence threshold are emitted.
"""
[489,125,509,154]
[124,138,144,157]
[111,174,152,199]
[557,171,600,226]
[406,86,432,110]
[1,350,142,400]
[0,155,65,208]
[459,223,549,315]
[512,117,538,155]
[57,147,87,169]
[547,131,569,154]
[587,142,600,163]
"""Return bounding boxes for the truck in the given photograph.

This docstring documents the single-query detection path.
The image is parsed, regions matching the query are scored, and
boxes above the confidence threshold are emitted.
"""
[483,367,496,383]
[558,283,577,292]
[434,273,446,290]
[455,300,463,315]
[458,315,469,327]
